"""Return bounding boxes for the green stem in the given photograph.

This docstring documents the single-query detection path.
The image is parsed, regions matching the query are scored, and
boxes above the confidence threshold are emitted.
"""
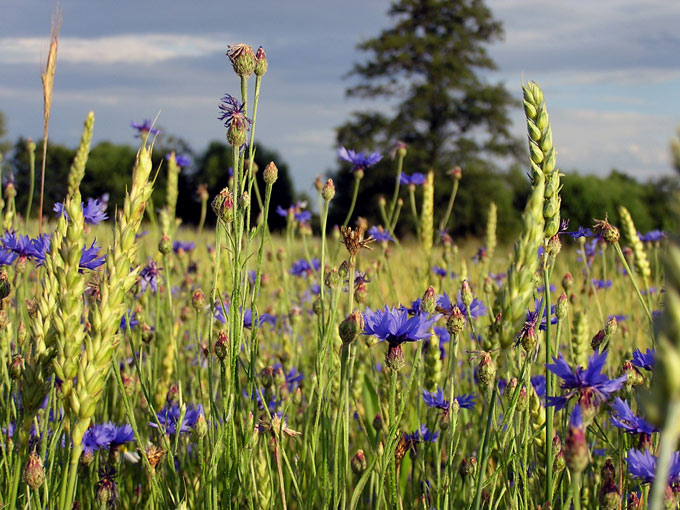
[472,385,497,510]
[649,401,680,510]
[613,242,654,326]
[438,179,459,233]
[343,175,361,227]
[543,263,554,505]
[387,152,405,225]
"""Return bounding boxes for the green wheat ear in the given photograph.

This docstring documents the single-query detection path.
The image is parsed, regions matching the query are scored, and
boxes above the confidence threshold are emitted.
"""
[420,170,434,262]
[618,206,651,281]
[485,201,497,264]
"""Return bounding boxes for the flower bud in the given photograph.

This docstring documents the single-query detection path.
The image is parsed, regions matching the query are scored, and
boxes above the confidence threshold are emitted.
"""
[158,233,172,255]
[322,179,335,202]
[421,286,436,315]
[214,330,229,361]
[351,450,367,475]
[325,268,339,289]
[263,162,278,185]
[461,280,473,308]
[192,289,206,311]
[141,323,154,344]
[354,282,368,305]
[591,329,606,351]
[338,260,349,279]
[226,43,255,78]
[562,272,573,292]
[339,310,364,346]
[211,187,234,224]
[194,414,208,439]
[448,166,462,180]
[23,451,45,489]
[372,414,383,432]
[9,354,24,380]
[605,316,617,337]
[459,457,476,481]
[565,406,588,473]
[254,46,268,76]
[446,306,465,337]
[556,293,568,320]
[477,352,496,390]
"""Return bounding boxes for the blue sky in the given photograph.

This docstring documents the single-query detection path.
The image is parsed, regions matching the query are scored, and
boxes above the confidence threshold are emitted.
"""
[1,0,679,195]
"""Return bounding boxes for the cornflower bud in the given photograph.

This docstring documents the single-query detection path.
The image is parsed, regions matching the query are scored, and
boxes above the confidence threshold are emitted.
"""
[556,293,568,320]
[9,354,24,380]
[395,141,407,159]
[25,298,37,318]
[322,179,335,201]
[194,414,208,439]
[385,345,405,372]
[240,191,250,210]
[192,289,206,311]
[461,280,473,308]
[605,316,617,337]
[23,451,45,489]
[448,166,462,180]
[166,384,179,405]
[593,215,620,244]
[446,306,465,337]
[459,457,476,482]
[96,469,118,508]
[373,414,383,432]
[591,329,606,351]
[338,260,349,279]
[158,233,172,255]
[263,162,278,185]
[339,310,364,346]
[562,272,573,292]
[546,234,561,257]
[254,46,268,76]
[226,43,255,78]
[325,268,339,289]
[477,352,496,390]
[314,175,323,191]
[565,406,588,473]
[354,282,368,305]
[214,330,229,361]
[17,322,27,347]
[378,195,386,207]
[141,323,154,344]
[212,187,234,224]
[351,450,367,475]
[421,286,436,314]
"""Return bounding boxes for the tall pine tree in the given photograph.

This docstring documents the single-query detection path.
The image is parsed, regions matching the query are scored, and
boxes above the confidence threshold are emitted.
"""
[331,0,522,231]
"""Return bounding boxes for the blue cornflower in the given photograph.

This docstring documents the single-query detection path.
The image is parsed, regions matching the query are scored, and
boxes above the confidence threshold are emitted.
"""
[120,312,138,332]
[275,205,289,217]
[627,449,680,484]
[455,394,476,410]
[608,314,628,323]
[405,425,439,443]
[546,350,627,411]
[422,388,449,410]
[631,348,654,371]
[214,304,275,329]
[30,234,51,264]
[173,241,195,254]
[0,249,16,266]
[151,404,204,435]
[399,172,426,186]
[436,291,487,320]
[131,119,160,137]
[610,397,658,435]
[638,230,666,243]
[567,227,593,239]
[82,424,114,454]
[290,258,320,277]
[432,266,447,278]
[166,153,192,167]
[338,147,382,172]
[368,226,394,243]
[592,279,613,290]
[79,241,106,271]
[54,198,109,225]
[472,247,487,264]
[433,325,450,343]
[218,94,251,130]
[531,375,546,398]
[295,210,312,224]
[363,306,437,347]
[2,232,35,259]
[139,261,161,293]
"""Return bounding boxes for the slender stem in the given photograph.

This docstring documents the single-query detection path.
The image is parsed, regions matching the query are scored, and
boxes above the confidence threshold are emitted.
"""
[543,263,553,505]
[472,385,497,510]
[613,242,654,326]
[387,152,405,225]
[438,179,459,232]
[343,175,361,227]
[25,142,36,224]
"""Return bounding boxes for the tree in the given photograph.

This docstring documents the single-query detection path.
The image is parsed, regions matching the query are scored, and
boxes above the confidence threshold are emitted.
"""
[331,0,522,227]
[0,111,11,157]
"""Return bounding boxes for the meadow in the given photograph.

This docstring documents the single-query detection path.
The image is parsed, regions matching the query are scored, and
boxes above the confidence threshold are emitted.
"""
[0,43,677,510]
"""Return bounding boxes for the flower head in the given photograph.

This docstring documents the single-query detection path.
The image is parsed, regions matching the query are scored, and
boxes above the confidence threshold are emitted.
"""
[610,397,658,435]
[363,306,437,347]
[151,404,204,435]
[546,350,627,411]
[218,94,251,130]
[638,230,666,243]
[338,147,382,172]
[166,153,192,167]
[627,449,680,484]
[139,261,161,293]
[631,348,654,371]
[80,241,106,271]
[290,258,320,277]
[172,241,195,254]
[131,119,160,137]
[567,226,593,239]
[436,291,487,320]
[368,226,394,243]
[399,172,426,186]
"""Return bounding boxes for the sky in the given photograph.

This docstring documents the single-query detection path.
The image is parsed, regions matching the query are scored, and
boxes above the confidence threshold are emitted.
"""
[1,0,679,196]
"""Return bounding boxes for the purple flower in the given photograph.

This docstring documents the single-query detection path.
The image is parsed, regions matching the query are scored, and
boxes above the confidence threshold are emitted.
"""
[172,241,195,253]
[531,375,546,398]
[79,241,106,271]
[166,153,192,167]
[368,226,394,243]
[294,210,312,224]
[610,397,658,435]
[151,404,204,435]
[338,147,382,171]
[433,325,450,343]
[214,304,275,329]
[546,350,627,411]
[405,425,439,443]
[608,314,628,323]
[30,234,51,264]
[290,258,320,277]
[82,424,114,454]
[399,172,426,186]
[218,94,251,131]
[363,306,437,347]
[131,119,160,137]
[436,292,487,320]
[120,312,138,332]
[54,198,108,225]
[638,230,666,243]
[139,261,161,293]
[0,249,16,266]
[631,348,654,371]
[592,279,613,290]
[422,388,449,411]
[454,394,476,410]
[627,449,680,484]
[567,227,594,239]
[276,205,289,217]
[2,231,35,259]
[432,266,447,278]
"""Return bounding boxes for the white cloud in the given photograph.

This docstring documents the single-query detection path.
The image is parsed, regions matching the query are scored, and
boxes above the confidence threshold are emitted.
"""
[0,34,227,65]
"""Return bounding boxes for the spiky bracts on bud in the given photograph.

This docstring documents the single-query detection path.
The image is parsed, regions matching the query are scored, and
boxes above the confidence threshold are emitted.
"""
[226,43,256,78]
[263,162,278,185]
[23,450,45,489]
[160,152,181,236]
[523,81,562,238]
[485,202,497,263]
[618,206,651,280]
[420,171,434,261]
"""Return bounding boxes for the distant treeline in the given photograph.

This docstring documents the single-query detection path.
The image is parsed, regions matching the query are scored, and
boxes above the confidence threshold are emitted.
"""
[5,137,677,239]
